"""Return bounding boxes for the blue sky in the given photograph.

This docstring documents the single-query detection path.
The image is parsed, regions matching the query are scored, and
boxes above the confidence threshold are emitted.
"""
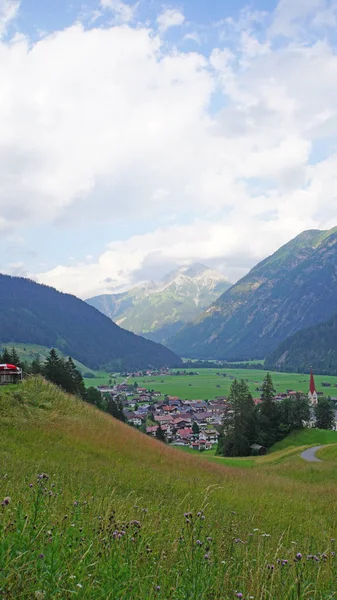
[1,0,337,297]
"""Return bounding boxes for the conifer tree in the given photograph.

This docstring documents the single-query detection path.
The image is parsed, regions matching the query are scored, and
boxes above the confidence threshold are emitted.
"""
[258,373,279,447]
[0,347,11,363]
[9,347,21,367]
[221,379,257,457]
[315,397,335,430]
[155,423,166,442]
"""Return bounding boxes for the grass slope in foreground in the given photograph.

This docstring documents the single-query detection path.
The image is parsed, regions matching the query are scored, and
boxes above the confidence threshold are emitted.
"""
[1,379,337,600]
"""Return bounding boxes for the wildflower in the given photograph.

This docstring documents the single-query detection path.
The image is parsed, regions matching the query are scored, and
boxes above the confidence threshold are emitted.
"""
[204,553,210,560]
[322,553,328,560]
[1,496,11,506]
[295,553,302,561]
[267,564,274,570]
[281,560,288,566]
[29,483,33,488]
[76,583,83,588]
[206,537,212,542]
[39,554,45,559]
[130,520,141,527]
[37,473,49,480]
[156,586,161,592]
[73,501,78,507]
[236,594,243,599]
[196,540,203,546]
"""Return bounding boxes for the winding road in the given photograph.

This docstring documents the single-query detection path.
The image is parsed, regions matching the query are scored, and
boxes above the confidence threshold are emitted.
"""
[300,446,323,462]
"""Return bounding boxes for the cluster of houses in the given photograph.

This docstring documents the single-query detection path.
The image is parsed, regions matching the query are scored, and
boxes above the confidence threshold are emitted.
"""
[95,371,337,446]
[97,382,225,449]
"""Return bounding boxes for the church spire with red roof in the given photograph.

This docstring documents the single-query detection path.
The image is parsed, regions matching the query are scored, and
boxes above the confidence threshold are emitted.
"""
[308,368,318,406]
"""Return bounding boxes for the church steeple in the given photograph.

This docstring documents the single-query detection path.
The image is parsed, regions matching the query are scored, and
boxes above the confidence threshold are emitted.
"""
[308,368,318,406]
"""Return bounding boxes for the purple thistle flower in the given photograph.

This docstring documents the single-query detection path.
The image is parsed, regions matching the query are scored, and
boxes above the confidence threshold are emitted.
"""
[39,554,45,559]
[29,483,33,488]
[156,586,161,592]
[204,553,210,560]
[236,594,243,599]
[196,540,203,546]
[73,501,78,507]
[281,560,288,566]
[267,564,274,570]
[295,553,302,561]
[1,496,11,506]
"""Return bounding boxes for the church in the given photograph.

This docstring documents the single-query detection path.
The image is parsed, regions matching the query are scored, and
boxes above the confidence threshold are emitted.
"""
[308,369,318,406]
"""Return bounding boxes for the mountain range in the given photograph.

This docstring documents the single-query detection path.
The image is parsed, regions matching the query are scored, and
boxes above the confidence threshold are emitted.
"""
[0,274,181,371]
[168,227,337,361]
[86,264,231,344]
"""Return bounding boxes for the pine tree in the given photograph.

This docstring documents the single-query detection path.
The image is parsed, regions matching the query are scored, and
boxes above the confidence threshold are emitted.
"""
[107,395,126,422]
[86,387,102,407]
[258,373,279,447]
[221,379,257,457]
[315,397,335,430]
[1,347,11,363]
[65,357,86,398]
[192,421,200,436]
[31,355,42,374]
[9,347,21,367]
[43,349,63,386]
[291,393,310,429]
[155,424,166,443]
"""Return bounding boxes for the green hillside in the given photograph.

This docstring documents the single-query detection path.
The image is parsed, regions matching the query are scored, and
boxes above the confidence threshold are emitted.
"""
[168,227,337,361]
[0,274,181,371]
[86,264,231,344]
[1,378,337,599]
[265,311,337,375]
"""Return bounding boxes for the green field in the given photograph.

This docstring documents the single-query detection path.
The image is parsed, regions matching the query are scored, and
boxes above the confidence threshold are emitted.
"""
[127,368,337,400]
[1,377,337,599]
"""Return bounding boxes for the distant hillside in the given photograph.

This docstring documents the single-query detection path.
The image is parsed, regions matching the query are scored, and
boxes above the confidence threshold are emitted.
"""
[265,312,337,375]
[168,227,337,360]
[0,274,181,370]
[86,264,231,344]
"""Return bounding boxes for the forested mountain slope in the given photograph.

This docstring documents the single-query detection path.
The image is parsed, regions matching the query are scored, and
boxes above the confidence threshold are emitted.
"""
[265,312,337,375]
[0,274,181,370]
[168,228,337,360]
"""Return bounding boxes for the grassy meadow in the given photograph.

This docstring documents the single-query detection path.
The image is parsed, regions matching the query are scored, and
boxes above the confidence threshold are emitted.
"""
[126,368,337,401]
[1,378,337,599]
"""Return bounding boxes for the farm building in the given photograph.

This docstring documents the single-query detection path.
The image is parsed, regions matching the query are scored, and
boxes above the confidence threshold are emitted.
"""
[0,364,22,385]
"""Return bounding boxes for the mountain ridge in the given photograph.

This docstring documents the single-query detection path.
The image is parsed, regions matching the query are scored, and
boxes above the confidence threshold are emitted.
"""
[86,263,231,344]
[0,274,181,370]
[168,227,337,360]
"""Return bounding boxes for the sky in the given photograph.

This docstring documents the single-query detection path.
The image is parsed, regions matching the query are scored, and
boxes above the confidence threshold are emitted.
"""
[1,0,337,298]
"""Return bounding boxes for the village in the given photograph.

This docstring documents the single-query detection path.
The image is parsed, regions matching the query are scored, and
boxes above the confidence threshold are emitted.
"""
[96,369,335,449]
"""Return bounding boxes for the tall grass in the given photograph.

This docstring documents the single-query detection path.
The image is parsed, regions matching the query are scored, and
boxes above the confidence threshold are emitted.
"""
[1,378,337,599]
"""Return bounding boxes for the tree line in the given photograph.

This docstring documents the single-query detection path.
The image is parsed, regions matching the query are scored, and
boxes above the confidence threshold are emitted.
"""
[217,373,336,457]
[1,346,127,423]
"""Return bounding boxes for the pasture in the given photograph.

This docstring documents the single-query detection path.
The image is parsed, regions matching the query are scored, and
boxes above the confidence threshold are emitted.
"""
[1,378,337,599]
[126,368,337,400]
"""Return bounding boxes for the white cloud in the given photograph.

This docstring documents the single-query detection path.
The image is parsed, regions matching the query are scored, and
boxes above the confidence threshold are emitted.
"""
[0,0,19,36]
[270,0,336,37]
[100,0,137,23]
[1,2,337,298]
[157,8,185,33]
